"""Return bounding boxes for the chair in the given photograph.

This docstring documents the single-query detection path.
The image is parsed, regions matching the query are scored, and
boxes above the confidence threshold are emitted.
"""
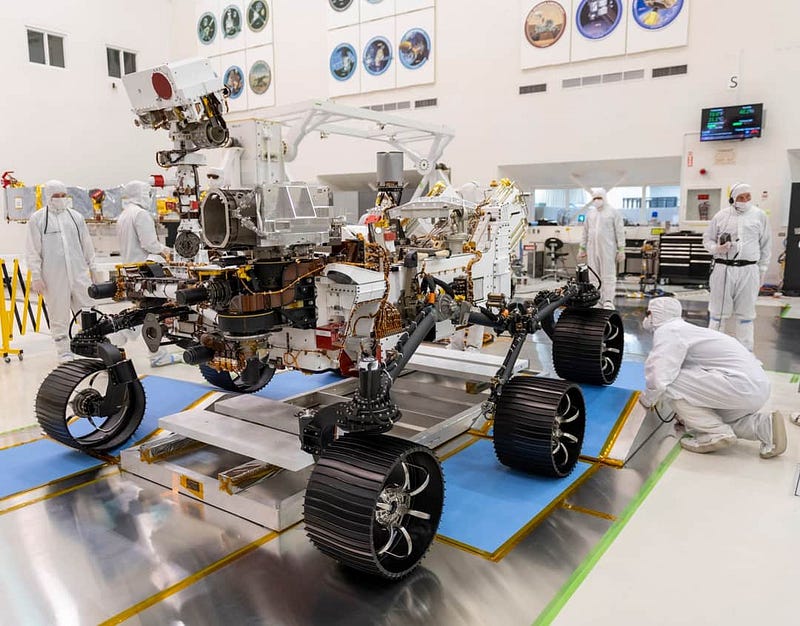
[542,237,569,280]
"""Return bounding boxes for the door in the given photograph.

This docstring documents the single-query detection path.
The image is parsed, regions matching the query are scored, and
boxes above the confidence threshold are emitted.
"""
[784,182,800,295]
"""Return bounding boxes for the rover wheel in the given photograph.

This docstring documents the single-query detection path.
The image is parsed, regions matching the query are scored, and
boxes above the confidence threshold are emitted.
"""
[552,307,624,385]
[36,359,145,452]
[198,360,275,394]
[493,376,585,478]
[304,434,445,580]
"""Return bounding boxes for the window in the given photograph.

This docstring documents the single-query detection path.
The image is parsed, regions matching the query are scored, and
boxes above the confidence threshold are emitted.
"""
[48,34,64,67]
[608,186,646,225]
[107,48,120,78]
[27,30,45,64]
[531,188,589,224]
[28,29,64,67]
[107,47,137,78]
[646,185,681,225]
[123,51,136,74]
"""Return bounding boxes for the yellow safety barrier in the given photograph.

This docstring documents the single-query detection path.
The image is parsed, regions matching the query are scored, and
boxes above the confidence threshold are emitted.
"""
[0,257,49,363]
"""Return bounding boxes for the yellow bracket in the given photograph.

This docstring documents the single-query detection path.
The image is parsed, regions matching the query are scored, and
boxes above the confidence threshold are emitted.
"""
[236,266,252,281]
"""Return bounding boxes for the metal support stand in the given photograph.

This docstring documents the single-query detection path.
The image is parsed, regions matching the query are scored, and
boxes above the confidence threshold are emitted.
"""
[120,349,529,531]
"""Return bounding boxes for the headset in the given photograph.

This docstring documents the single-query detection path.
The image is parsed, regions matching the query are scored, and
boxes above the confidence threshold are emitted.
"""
[728,182,747,205]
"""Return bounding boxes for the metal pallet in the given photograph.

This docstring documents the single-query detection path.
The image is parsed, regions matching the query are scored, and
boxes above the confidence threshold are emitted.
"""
[121,349,529,531]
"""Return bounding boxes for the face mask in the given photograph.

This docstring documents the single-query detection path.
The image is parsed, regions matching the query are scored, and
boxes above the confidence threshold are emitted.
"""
[592,200,604,209]
[734,201,751,212]
[50,197,70,212]
[642,314,653,331]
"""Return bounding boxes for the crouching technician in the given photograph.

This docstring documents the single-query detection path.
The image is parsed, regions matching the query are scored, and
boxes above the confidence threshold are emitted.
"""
[640,297,786,458]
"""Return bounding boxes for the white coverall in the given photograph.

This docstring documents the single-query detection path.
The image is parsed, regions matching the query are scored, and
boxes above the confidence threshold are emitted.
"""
[580,188,625,308]
[25,180,96,360]
[641,297,784,457]
[702,184,771,351]
[117,180,168,263]
[116,181,176,366]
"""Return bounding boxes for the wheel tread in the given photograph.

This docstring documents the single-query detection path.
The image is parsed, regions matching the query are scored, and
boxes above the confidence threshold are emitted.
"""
[304,433,444,580]
[35,359,145,452]
[493,376,585,477]
[199,362,275,394]
[552,308,624,385]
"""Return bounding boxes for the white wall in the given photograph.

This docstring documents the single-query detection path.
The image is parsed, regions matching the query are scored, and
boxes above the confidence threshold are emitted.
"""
[264,1,799,177]
[0,0,196,256]
[5,0,800,278]
[235,0,799,282]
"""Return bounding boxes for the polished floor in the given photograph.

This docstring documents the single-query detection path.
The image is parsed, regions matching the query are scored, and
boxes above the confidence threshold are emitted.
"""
[0,290,798,625]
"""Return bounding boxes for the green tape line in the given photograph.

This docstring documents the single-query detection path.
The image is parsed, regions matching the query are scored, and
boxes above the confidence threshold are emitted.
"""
[532,442,682,626]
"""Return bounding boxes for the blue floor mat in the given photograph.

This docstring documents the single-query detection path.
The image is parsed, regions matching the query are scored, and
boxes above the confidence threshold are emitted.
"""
[0,441,105,501]
[0,377,212,502]
[438,439,593,556]
[578,384,637,459]
[255,370,345,400]
[0,370,344,502]
[612,360,645,391]
[485,362,641,460]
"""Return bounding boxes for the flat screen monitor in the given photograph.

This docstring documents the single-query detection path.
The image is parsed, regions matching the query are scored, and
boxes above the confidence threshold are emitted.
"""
[700,103,763,142]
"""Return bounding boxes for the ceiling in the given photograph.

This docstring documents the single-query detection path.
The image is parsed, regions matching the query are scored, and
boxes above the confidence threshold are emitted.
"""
[315,157,681,193]
[498,156,682,189]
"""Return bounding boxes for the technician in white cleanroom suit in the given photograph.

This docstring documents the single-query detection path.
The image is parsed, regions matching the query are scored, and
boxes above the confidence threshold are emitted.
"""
[117,180,171,263]
[703,182,771,351]
[25,180,96,362]
[577,188,625,309]
[640,297,786,458]
[116,180,177,366]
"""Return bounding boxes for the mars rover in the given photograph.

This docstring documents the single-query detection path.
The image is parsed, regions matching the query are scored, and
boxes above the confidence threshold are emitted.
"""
[35,59,624,579]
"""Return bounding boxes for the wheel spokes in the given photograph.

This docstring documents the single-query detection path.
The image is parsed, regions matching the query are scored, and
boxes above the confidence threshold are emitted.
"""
[398,526,413,558]
[408,470,430,497]
[378,524,415,559]
[604,321,619,342]
[86,415,114,433]
[559,409,581,424]
[374,458,437,562]
[401,461,411,491]
[552,440,568,461]
[378,527,397,556]
[561,432,579,444]
[558,394,572,417]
